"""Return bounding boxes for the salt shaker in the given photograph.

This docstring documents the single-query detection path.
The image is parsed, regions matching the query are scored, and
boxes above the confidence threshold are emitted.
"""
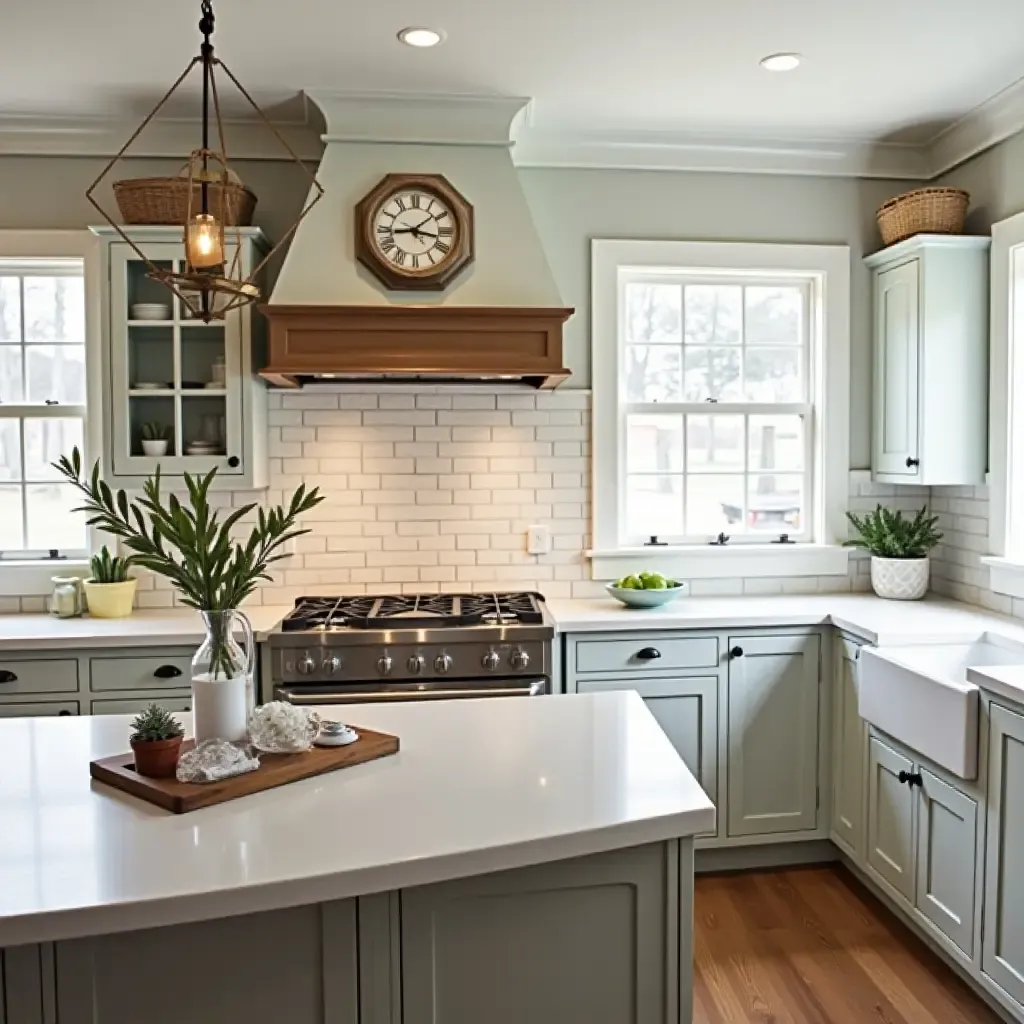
[50,576,84,618]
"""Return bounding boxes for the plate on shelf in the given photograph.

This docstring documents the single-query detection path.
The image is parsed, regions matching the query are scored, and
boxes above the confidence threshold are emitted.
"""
[184,443,223,456]
[132,382,172,391]
[130,303,172,321]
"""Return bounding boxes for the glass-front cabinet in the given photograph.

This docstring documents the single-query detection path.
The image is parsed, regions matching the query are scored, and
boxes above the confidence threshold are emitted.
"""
[92,226,268,489]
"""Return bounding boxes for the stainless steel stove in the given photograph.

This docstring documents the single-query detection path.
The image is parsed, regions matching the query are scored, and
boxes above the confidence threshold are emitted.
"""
[268,592,553,705]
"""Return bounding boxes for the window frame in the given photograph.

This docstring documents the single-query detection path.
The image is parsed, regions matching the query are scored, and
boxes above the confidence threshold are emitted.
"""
[590,239,851,581]
[0,232,102,598]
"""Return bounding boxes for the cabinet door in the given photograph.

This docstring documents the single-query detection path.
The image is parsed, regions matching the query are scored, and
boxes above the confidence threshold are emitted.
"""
[914,768,977,956]
[983,703,1024,1004]
[576,675,718,806]
[832,638,866,857]
[0,701,78,717]
[873,259,921,477]
[727,634,820,837]
[399,844,673,1024]
[867,736,916,902]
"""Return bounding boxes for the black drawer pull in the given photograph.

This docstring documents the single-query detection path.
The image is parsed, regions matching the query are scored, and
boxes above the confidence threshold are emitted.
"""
[58,710,72,716]
[227,455,240,468]
[730,646,744,659]
[153,664,183,679]
[898,770,923,787]
[905,457,920,468]
[635,647,662,661]
[0,670,18,683]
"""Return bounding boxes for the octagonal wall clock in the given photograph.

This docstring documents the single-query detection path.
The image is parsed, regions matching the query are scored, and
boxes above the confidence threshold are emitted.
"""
[354,173,475,291]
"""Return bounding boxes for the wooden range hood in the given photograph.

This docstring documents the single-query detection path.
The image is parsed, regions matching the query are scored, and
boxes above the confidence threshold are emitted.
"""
[258,304,574,389]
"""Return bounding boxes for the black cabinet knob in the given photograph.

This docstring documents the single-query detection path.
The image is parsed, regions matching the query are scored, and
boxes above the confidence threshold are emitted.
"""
[58,710,71,716]
[905,457,920,468]
[898,770,923,787]
[153,664,183,679]
[0,669,18,683]
[227,455,240,468]
[730,646,744,659]
[635,647,662,661]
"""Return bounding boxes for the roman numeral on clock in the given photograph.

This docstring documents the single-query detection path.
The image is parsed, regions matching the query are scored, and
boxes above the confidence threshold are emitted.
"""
[435,240,450,256]
[411,253,421,269]
[380,237,395,254]
[393,249,406,267]
[438,225,454,238]
[410,194,422,209]
[376,224,392,236]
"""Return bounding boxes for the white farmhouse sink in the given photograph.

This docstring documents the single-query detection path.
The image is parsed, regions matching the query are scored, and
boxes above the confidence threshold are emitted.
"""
[859,637,1024,779]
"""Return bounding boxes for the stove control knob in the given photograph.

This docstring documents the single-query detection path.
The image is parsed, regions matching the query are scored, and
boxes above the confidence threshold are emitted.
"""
[434,654,453,675]
[482,651,500,672]
[297,653,316,676]
[510,648,530,670]
[408,655,426,675]
[377,655,393,677]
[322,655,341,675]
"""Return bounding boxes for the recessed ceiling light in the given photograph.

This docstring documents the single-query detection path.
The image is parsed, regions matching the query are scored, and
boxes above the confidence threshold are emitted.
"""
[760,52,801,72]
[398,27,444,48]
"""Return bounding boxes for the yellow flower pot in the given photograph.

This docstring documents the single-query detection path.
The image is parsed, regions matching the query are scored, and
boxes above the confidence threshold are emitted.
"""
[83,579,137,619]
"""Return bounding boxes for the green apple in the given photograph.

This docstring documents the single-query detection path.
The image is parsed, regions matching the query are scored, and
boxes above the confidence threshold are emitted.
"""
[643,574,668,590]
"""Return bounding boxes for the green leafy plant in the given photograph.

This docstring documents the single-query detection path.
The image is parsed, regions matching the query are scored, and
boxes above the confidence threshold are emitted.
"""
[89,545,134,583]
[130,702,185,743]
[844,505,942,559]
[141,421,171,442]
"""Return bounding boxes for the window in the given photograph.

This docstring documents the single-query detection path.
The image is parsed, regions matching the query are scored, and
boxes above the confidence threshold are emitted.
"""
[0,259,88,559]
[591,240,850,580]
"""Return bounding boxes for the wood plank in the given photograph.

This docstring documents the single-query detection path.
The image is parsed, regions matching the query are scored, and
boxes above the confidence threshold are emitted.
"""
[694,867,1001,1024]
[89,727,399,813]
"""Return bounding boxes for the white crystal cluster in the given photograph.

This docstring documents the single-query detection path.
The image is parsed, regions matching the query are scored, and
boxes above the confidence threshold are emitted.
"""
[176,739,260,783]
[248,701,320,754]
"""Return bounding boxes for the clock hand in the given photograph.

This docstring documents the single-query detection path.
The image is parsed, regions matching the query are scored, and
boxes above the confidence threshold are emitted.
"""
[393,226,439,240]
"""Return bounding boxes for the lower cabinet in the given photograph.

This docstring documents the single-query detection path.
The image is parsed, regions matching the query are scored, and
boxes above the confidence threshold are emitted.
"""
[983,703,1024,1004]
[831,637,866,856]
[726,633,820,837]
[866,736,916,900]
[90,696,192,715]
[0,701,78,717]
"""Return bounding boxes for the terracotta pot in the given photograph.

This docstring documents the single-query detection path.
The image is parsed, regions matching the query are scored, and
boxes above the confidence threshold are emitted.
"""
[130,736,183,779]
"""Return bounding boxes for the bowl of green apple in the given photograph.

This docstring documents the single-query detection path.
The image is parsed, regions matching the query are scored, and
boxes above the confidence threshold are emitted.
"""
[606,572,685,608]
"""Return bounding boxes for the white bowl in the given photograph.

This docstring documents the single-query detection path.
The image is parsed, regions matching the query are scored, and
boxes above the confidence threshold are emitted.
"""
[605,582,686,608]
[130,303,171,321]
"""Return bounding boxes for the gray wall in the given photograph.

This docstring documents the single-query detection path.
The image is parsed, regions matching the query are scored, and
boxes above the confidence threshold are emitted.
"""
[940,132,1024,232]
[0,155,910,468]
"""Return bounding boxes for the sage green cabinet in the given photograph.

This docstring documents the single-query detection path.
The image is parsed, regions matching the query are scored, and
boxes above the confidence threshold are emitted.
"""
[866,735,916,901]
[983,703,1024,1005]
[831,637,866,857]
[726,633,820,837]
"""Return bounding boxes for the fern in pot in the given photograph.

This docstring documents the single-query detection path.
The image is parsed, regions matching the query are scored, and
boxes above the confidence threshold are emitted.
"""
[845,505,942,601]
[55,449,323,743]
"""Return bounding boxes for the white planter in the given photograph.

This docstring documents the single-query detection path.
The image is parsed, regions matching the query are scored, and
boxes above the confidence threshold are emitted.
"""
[191,673,249,743]
[870,556,930,601]
[141,439,169,457]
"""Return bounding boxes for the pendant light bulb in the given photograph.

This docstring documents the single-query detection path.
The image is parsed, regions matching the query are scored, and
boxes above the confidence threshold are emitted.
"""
[187,212,224,269]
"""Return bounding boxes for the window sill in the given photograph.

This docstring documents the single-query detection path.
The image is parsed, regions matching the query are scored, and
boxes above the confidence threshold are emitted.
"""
[586,544,850,581]
[981,557,1024,600]
[0,560,90,598]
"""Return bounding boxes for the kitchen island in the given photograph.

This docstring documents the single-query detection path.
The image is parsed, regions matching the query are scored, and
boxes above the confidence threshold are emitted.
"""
[0,692,713,1024]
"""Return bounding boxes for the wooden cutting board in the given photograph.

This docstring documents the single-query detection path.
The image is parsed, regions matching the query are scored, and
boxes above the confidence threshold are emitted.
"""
[90,727,400,813]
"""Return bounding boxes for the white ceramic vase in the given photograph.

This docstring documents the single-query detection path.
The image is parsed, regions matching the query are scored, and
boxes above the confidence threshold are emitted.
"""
[191,610,256,743]
[141,439,169,457]
[870,556,930,601]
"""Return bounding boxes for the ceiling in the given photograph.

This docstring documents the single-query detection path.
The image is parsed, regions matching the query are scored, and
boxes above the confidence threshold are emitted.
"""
[4,0,1024,156]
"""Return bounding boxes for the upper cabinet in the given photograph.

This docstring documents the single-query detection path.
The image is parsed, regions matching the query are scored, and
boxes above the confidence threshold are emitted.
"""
[865,235,990,486]
[92,226,269,489]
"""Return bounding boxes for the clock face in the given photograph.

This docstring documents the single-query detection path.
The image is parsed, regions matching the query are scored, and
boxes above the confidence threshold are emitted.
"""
[372,190,458,275]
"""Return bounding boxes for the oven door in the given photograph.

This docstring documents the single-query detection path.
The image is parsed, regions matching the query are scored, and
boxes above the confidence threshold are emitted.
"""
[274,677,549,705]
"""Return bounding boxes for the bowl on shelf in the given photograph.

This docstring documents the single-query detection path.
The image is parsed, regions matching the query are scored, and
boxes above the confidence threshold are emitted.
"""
[605,581,686,609]
[132,381,172,390]
[129,303,172,321]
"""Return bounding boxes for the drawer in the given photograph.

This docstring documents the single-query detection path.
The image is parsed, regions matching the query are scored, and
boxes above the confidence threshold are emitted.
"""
[90,654,192,692]
[574,635,719,674]
[91,696,192,716]
[0,701,78,717]
[0,658,79,696]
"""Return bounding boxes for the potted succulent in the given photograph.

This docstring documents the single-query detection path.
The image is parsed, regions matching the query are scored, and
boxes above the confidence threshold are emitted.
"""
[130,703,185,779]
[55,449,322,743]
[140,421,171,457]
[845,505,943,601]
[82,546,138,618]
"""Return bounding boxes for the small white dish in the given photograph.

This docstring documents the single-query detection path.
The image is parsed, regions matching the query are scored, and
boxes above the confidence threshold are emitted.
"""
[314,721,359,747]
[130,303,172,321]
[133,382,171,391]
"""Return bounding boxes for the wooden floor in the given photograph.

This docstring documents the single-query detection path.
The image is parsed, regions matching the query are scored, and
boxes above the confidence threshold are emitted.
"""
[693,866,1003,1024]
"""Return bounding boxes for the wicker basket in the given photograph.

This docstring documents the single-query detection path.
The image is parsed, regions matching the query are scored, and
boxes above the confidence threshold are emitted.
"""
[113,175,257,227]
[876,187,968,247]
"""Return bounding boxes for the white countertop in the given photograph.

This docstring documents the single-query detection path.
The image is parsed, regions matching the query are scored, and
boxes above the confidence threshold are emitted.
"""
[0,691,714,946]
[0,605,291,650]
[966,664,1024,705]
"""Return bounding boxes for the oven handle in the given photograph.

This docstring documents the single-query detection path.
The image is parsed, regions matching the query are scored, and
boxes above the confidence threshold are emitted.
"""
[275,680,547,704]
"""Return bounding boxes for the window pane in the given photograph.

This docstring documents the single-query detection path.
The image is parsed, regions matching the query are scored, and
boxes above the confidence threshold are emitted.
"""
[744,347,802,402]
[23,276,85,343]
[627,414,683,473]
[24,418,82,481]
[625,283,681,345]
[625,346,683,402]
[686,475,744,536]
[26,484,85,551]
[0,421,21,481]
[626,475,683,537]
[26,345,86,404]
[745,286,803,346]
[685,285,741,345]
[0,485,24,549]
[749,415,803,471]
[747,474,804,533]
[686,414,744,473]
[683,347,742,401]
[0,346,23,402]
[0,278,20,342]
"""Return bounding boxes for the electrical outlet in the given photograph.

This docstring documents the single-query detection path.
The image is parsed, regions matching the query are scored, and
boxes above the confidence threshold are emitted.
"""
[526,525,551,555]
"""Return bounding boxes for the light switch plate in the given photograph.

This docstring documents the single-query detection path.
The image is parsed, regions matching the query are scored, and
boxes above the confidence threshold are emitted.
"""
[526,525,552,555]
